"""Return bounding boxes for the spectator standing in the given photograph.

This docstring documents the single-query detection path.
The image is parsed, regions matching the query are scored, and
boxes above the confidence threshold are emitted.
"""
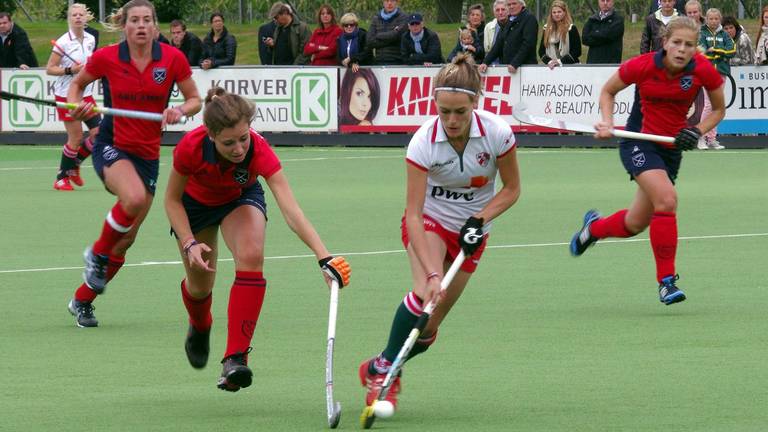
[338,13,370,71]
[464,4,485,48]
[304,4,342,66]
[641,0,680,54]
[483,0,509,63]
[684,0,706,134]
[685,0,704,24]
[538,0,581,68]
[755,5,768,65]
[722,16,754,66]
[170,19,203,66]
[698,8,733,150]
[582,0,624,64]
[401,13,443,66]
[0,12,38,68]
[367,0,408,65]
[480,0,538,74]
[201,12,237,70]
[649,0,686,15]
[267,4,311,65]
[258,3,283,65]
[448,28,483,63]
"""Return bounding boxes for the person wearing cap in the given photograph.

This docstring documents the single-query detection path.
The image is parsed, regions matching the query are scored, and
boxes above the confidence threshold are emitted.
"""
[401,13,444,65]
[367,0,408,65]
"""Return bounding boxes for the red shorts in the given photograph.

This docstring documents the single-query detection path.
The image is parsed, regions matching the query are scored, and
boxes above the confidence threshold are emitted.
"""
[401,213,488,273]
[56,95,97,122]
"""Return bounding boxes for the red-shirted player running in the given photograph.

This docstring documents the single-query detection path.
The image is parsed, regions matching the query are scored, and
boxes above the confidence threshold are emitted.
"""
[65,0,202,327]
[569,17,725,305]
[165,87,350,392]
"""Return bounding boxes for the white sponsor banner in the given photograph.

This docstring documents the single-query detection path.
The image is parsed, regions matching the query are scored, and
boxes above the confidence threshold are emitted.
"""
[0,67,338,132]
[720,66,768,133]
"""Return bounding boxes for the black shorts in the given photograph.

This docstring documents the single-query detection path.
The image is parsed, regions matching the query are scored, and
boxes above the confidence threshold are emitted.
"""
[619,139,682,183]
[175,181,268,236]
[91,140,160,195]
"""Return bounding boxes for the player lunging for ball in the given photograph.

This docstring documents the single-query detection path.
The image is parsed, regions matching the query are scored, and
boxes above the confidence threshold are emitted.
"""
[569,16,725,305]
[359,53,521,413]
[165,87,351,392]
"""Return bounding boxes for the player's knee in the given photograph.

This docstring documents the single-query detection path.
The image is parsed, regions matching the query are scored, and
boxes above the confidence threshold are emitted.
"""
[68,132,83,146]
[235,247,264,269]
[654,194,678,213]
[119,194,149,216]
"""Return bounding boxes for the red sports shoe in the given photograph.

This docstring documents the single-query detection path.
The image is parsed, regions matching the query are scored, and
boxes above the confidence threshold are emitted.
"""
[359,358,401,408]
[53,177,74,191]
[68,167,84,187]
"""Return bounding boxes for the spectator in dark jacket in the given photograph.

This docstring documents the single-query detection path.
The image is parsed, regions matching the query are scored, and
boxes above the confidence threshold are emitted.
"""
[170,20,203,66]
[582,0,624,64]
[401,14,443,65]
[338,12,370,71]
[538,0,581,68]
[448,28,483,63]
[0,12,38,68]
[649,0,685,15]
[201,12,237,69]
[641,0,680,53]
[367,0,408,65]
[480,0,538,74]
[464,4,485,49]
[258,4,280,65]
[266,4,311,65]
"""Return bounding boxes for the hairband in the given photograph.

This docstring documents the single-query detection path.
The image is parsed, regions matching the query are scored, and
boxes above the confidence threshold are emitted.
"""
[434,87,477,96]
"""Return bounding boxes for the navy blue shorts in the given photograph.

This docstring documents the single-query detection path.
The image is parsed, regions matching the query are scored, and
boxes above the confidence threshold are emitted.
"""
[619,140,682,183]
[174,181,268,236]
[92,140,160,195]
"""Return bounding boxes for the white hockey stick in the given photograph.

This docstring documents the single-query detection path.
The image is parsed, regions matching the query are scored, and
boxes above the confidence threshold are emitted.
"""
[512,102,675,143]
[325,279,341,428]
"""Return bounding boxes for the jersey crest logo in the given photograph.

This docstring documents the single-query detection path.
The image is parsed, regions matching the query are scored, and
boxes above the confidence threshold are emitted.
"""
[476,151,490,167]
[152,67,167,84]
[632,152,646,167]
[680,76,693,91]
[233,167,249,185]
[102,145,119,161]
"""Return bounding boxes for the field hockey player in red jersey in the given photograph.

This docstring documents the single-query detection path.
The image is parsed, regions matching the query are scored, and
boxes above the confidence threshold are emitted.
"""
[359,53,521,415]
[165,87,351,392]
[65,0,201,327]
[569,16,725,305]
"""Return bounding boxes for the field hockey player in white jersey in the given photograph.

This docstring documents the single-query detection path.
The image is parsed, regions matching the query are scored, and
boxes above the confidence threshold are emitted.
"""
[46,3,100,191]
[358,53,522,415]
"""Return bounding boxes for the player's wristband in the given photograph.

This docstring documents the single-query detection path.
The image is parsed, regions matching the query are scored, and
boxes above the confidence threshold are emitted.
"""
[182,239,198,257]
[426,272,441,282]
[64,66,72,75]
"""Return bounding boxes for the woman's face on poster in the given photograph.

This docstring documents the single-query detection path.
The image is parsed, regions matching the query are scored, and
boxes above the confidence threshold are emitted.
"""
[349,77,372,122]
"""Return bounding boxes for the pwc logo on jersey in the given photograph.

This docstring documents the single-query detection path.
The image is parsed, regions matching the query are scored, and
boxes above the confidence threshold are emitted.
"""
[153,67,167,85]
[431,186,474,201]
[476,152,490,167]
[680,76,693,91]
[233,167,249,185]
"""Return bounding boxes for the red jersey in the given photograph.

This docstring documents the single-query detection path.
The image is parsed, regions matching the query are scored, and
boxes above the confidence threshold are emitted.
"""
[173,125,282,206]
[619,51,723,148]
[86,41,192,159]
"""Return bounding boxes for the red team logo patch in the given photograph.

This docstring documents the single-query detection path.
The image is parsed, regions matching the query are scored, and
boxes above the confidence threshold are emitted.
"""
[476,152,490,167]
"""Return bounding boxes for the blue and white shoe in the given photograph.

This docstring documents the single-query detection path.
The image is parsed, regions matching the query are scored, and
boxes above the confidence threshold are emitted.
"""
[569,210,601,256]
[83,246,109,294]
[658,275,686,305]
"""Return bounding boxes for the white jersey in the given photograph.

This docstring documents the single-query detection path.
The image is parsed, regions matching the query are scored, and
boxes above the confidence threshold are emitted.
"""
[52,30,97,98]
[406,109,516,233]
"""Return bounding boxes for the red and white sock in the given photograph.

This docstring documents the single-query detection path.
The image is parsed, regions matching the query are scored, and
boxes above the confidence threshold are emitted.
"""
[224,271,266,359]
[73,255,125,303]
[92,203,135,256]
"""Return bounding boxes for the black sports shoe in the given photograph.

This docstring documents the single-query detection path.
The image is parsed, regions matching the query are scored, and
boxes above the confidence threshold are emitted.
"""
[569,209,601,256]
[658,275,686,305]
[185,325,210,369]
[83,246,109,294]
[68,299,98,328]
[217,349,253,392]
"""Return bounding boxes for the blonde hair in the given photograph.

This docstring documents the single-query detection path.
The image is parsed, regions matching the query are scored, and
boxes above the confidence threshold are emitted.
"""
[203,87,256,136]
[103,0,157,32]
[705,8,721,19]
[543,1,573,49]
[339,12,358,26]
[459,28,473,42]
[69,3,95,22]
[661,16,701,40]
[433,53,482,100]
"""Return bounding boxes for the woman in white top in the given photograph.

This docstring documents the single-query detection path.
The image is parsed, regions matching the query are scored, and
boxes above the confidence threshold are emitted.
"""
[46,3,100,191]
[538,0,582,68]
[358,53,521,415]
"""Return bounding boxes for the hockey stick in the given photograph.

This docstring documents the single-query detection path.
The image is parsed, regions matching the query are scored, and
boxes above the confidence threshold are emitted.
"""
[325,279,342,429]
[360,251,466,429]
[50,40,82,65]
[0,91,188,123]
[512,102,675,143]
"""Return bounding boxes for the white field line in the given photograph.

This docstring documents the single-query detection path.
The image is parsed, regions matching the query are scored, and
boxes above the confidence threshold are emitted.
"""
[1,232,765,275]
